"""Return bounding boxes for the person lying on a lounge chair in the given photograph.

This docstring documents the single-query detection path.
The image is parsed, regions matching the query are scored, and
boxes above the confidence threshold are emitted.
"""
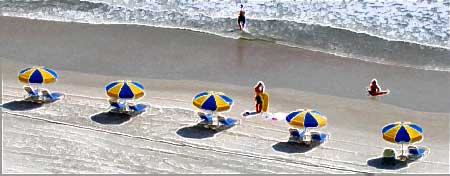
[288,128,305,143]
[23,85,40,102]
[310,131,327,143]
[197,111,214,126]
[109,98,126,112]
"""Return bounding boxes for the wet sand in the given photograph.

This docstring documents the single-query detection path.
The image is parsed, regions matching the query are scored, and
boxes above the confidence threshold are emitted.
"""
[1,16,449,173]
[0,17,449,113]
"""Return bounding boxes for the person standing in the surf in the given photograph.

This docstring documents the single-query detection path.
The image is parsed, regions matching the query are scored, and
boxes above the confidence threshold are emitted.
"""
[237,4,246,30]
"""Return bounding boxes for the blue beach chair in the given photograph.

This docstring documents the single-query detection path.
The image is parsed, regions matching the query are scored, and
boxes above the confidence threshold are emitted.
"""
[311,132,327,143]
[24,86,39,97]
[197,112,214,127]
[41,89,63,102]
[23,86,40,102]
[288,128,305,143]
[289,128,306,138]
[110,101,126,109]
[128,104,147,114]
[198,112,213,122]
[109,99,126,113]
[408,146,426,161]
[218,116,237,126]
[23,86,42,103]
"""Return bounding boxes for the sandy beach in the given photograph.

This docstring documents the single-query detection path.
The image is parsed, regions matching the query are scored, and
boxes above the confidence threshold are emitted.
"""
[1,17,449,173]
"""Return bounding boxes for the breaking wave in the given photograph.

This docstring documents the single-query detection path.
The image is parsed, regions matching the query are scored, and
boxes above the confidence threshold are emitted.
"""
[0,0,449,72]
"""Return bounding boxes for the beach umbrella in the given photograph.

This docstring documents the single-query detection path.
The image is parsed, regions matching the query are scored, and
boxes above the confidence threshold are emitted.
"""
[285,109,327,129]
[192,91,233,112]
[18,66,58,84]
[382,121,423,156]
[105,80,145,99]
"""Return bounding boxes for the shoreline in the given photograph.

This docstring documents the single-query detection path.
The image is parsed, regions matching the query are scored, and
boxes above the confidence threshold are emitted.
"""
[1,15,449,73]
[0,16,449,113]
[3,15,449,51]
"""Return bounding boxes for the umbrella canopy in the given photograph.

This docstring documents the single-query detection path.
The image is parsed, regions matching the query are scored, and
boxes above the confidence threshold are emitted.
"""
[192,91,233,112]
[105,80,145,99]
[18,66,58,84]
[382,121,423,144]
[286,109,327,128]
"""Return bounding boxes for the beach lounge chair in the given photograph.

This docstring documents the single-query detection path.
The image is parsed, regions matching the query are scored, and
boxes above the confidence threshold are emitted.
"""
[408,146,426,161]
[23,86,41,102]
[289,128,305,138]
[110,101,125,109]
[198,112,213,122]
[288,128,305,143]
[128,104,147,114]
[109,101,126,113]
[311,132,327,143]
[382,148,396,165]
[197,112,214,127]
[24,86,39,97]
[41,89,63,102]
[217,116,237,126]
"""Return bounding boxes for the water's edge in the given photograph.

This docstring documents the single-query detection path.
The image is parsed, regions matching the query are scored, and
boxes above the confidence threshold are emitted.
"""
[0,0,449,72]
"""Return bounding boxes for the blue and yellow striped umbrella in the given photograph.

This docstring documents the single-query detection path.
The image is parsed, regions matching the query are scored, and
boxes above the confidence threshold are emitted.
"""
[286,109,327,128]
[192,91,233,112]
[18,66,58,84]
[105,80,145,99]
[382,122,423,144]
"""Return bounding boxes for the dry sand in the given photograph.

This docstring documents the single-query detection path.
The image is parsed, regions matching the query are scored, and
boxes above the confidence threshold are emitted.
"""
[1,17,449,173]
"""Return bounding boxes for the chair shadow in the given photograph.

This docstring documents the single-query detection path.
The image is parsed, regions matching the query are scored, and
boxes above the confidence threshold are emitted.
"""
[1,100,44,111]
[367,157,408,170]
[176,124,235,139]
[272,141,322,154]
[90,111,132,125]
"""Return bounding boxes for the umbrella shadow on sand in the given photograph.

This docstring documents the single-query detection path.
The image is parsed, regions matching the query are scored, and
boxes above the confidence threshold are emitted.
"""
[367,157,409,170]
[1,100,44,111]
[272,142,322,154]
[176,124,234,139]
[91,111,132,125]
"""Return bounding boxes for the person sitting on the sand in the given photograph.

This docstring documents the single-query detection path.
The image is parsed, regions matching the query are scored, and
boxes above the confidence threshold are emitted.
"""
[368,78,390,96]
[237,4,246,30]
[369,79,380,95]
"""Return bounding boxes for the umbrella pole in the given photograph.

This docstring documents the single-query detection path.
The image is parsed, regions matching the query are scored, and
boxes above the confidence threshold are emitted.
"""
[401,143,404,157]
[304,127,308,141]
[215,112,219,126]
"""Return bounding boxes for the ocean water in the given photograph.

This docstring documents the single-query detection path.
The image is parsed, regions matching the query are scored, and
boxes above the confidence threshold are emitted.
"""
[0,0,449,72]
